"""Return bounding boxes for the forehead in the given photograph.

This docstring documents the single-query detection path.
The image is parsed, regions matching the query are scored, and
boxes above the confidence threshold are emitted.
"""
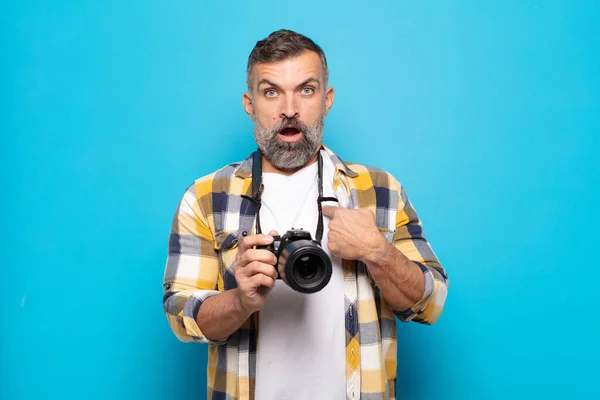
[252,51,324,87]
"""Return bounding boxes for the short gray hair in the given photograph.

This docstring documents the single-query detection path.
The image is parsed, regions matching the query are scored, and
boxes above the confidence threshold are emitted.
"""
[246,29,329,91]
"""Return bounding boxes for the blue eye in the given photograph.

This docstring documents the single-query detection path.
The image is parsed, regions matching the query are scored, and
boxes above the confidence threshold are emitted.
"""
[265,89,277,98]
[302,87,314,95]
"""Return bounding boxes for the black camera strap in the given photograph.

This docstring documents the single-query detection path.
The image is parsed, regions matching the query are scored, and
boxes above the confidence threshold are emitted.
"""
[316,151,339,245]
[241,150,265,235]
[245,148,338,245]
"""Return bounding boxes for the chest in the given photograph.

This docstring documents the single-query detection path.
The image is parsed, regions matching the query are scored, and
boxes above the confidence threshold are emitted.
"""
[212,173,398,291]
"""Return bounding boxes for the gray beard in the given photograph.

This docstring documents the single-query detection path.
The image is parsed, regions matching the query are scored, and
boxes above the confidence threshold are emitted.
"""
[253,114,325,170]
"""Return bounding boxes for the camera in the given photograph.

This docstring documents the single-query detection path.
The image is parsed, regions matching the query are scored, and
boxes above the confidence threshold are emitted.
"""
[259,229,332,294]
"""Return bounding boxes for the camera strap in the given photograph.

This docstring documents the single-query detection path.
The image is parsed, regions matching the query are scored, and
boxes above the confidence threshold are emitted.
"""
[316,151,339,245]
[246,148,338,245]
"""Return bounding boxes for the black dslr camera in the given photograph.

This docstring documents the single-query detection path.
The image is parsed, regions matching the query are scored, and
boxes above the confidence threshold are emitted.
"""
[259,229,332,294]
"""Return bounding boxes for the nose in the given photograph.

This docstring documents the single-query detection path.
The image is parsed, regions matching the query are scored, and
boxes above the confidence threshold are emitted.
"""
[280,95,299,120]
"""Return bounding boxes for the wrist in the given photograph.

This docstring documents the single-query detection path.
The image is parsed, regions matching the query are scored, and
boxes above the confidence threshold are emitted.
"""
[361,232,392,265]
[231,288,252,319]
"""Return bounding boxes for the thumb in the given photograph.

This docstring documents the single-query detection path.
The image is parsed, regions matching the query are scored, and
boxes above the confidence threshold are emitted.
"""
[322,205,340,218]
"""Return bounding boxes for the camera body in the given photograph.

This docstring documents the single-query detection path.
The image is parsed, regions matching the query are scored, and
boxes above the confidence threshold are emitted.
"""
[259,229,332,294]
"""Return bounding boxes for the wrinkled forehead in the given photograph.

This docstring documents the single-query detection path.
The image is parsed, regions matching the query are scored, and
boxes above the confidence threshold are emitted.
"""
[249,51,325,90]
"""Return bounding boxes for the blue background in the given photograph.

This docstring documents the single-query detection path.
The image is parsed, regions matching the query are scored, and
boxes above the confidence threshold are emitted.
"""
[2,1,599,399]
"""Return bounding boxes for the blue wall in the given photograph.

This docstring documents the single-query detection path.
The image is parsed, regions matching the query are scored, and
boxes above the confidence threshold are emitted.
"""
[2,1,599,399]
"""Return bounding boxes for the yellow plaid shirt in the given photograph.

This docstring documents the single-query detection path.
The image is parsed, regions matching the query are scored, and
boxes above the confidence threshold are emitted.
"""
[163,146,448,400]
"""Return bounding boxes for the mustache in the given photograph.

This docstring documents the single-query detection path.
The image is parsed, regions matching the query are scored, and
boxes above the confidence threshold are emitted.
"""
[271,117,309,135]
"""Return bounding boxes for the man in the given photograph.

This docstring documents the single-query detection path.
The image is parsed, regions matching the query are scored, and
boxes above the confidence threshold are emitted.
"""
[163,29,448,400]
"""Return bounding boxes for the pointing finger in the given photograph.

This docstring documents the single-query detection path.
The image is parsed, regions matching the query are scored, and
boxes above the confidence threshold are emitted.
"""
[239,233,273,253]
[322,205,341,218]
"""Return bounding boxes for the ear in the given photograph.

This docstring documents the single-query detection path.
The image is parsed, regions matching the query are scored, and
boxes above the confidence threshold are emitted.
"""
[242,92,253,117]
[325,86,335,115]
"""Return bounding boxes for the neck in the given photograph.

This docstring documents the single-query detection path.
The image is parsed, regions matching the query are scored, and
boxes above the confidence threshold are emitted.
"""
[261,151,320,176]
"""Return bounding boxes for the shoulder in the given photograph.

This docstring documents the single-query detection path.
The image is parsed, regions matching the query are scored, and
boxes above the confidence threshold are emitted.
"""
[323,146,402,191]
[344,161,403,192]
[184,159,246,200]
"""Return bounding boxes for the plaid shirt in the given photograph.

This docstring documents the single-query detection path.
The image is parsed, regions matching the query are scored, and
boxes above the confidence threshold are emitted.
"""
[163,145,448,400]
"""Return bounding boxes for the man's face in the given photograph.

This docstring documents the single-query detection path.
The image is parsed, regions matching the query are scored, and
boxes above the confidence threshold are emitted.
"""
[243,50,334,171]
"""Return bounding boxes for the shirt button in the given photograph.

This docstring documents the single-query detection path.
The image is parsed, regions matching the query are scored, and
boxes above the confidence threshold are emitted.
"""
[241,231,248,237]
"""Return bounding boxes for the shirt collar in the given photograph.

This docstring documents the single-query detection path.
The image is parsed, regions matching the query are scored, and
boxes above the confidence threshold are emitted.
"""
[233,144,358,179]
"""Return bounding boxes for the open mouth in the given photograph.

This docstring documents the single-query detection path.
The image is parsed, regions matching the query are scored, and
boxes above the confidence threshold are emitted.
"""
[277,126,302,143]
[279,127,301,136]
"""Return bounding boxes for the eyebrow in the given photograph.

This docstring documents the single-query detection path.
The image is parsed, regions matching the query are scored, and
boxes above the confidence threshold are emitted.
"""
[256,77,321,91]
[256,78,282,92]
[297,77,321,89]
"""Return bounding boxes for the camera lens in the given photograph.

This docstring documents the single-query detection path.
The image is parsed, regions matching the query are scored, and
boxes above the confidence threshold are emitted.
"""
[296,255,318,280]
[281,240,332,294]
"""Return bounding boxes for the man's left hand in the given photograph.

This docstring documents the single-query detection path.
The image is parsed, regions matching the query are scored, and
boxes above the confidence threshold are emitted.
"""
[322,206,389,262]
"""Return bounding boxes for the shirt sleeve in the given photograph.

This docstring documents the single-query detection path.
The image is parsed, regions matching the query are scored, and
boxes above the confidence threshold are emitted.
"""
[391,183,449,325]
[162,183,224,344]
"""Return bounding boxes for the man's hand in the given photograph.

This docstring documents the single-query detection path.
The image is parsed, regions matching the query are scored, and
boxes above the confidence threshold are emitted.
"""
[322,206,389,262]
[233,231,279,314]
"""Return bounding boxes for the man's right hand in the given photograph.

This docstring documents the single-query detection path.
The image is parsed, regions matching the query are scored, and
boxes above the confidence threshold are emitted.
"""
[233,231,279,314]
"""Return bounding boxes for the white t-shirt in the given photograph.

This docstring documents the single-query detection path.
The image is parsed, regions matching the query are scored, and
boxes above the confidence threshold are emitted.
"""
[255,151,346,400]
